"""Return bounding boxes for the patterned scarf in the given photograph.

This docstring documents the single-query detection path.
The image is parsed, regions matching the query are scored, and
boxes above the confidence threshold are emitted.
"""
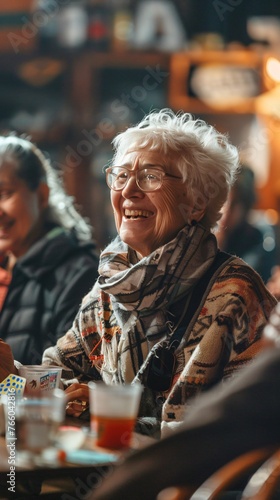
[97,223,218,384]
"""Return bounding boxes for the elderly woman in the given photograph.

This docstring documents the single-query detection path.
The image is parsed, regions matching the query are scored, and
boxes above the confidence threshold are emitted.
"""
[3,110,276,435]
[0,135,99,365]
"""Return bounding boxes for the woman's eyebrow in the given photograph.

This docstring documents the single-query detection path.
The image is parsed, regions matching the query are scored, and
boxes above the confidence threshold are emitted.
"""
[140,163,164,170]
[116,162,165,170]
[118,163,163,169]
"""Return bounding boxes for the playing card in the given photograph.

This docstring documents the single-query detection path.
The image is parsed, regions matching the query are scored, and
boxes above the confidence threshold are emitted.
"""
[0,374,26,398]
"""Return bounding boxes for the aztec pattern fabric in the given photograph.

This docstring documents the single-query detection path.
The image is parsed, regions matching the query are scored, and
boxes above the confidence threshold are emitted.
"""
[43,223,277,429]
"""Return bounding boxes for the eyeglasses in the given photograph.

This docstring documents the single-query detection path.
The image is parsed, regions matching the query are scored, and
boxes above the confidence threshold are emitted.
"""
[105,166,181,192]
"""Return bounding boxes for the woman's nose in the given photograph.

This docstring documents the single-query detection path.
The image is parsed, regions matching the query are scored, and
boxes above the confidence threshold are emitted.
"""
[122,175,144,198]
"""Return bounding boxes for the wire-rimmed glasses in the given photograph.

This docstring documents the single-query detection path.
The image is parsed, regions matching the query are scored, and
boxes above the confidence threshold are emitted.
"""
[105,166,181,192]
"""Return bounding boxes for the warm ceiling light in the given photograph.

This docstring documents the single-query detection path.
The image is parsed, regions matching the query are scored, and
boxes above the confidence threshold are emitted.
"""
[266,56,280,83]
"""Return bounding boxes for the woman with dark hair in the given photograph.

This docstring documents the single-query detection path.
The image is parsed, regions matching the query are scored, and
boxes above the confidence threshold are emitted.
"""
[0,135,99,365]
[216,165,277,282]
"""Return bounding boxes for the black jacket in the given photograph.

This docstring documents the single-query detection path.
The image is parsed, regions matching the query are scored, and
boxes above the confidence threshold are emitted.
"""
[1,226,99,364]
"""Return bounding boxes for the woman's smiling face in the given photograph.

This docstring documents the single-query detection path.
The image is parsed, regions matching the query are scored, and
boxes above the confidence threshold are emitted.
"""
[110,149,194,257]
[0,160,48,258]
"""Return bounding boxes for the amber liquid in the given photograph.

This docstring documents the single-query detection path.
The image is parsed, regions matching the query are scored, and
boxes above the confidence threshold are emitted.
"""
[91,415,135,449]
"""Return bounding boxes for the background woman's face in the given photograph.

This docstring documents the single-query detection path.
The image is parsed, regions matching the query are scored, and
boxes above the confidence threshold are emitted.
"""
[111,149,193,257]
[0,161,47,258]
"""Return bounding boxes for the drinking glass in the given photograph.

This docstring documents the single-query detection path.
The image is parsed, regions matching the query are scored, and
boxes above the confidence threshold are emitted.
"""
[89,382,142,450]
[18,365,62,396]
[14,388,66,466]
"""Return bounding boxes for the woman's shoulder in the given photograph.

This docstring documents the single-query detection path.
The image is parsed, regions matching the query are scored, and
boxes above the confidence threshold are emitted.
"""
[16,229,99,302]
[30,226,99,271]
[219,254,268,281]
[212,254,277,305]
[203,252,265,292]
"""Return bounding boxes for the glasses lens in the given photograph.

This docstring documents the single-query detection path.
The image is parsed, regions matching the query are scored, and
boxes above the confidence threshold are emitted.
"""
[107,167,128,190]
[137,169,162,191]
[106,167,163,191]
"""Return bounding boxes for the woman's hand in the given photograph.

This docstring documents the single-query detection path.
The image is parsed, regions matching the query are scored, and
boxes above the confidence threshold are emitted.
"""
[0,339,17,382]
[64,382,90,417]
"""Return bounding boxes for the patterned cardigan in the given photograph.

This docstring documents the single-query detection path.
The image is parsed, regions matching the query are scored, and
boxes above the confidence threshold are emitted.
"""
[43,256,276,434]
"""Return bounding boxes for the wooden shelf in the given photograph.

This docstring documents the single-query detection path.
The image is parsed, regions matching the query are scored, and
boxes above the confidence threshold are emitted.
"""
[0,47,278,247]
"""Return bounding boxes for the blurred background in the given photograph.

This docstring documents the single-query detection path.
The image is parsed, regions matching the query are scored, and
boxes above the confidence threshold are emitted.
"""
[1,0,280,280]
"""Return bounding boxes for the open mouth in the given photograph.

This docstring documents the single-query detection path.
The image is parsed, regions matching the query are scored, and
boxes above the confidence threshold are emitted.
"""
[124,209,153,220]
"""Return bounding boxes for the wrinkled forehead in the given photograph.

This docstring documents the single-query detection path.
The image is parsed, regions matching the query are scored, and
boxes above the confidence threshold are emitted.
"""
[114,145,183,176]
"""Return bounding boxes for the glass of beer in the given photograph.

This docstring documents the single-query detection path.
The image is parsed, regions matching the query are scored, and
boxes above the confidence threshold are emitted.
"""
[88,382,142,450]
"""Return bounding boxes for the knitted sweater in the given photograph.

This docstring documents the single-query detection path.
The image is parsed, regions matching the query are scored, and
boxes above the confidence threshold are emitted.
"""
[44,254,276,434]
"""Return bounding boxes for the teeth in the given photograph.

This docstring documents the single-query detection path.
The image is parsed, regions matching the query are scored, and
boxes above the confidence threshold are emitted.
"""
[125,209,152,218]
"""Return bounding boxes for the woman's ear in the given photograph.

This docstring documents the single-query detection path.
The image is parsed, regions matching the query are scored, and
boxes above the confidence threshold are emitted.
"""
[37,182,50,210]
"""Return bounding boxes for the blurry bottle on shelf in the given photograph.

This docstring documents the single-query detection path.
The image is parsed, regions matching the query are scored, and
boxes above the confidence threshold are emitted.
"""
[86,0,112,51]
[133,0,186,52]
[33,0,88,50]
[110,0,134,51]
[57,2,88,49]
[32,0,59,51]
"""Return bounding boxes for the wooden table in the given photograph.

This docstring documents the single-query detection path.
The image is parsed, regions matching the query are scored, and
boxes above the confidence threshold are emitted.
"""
[0,417,155,499]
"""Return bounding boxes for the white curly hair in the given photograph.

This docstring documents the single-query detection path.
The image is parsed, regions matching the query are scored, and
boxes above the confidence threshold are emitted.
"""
[111,108,240,229]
